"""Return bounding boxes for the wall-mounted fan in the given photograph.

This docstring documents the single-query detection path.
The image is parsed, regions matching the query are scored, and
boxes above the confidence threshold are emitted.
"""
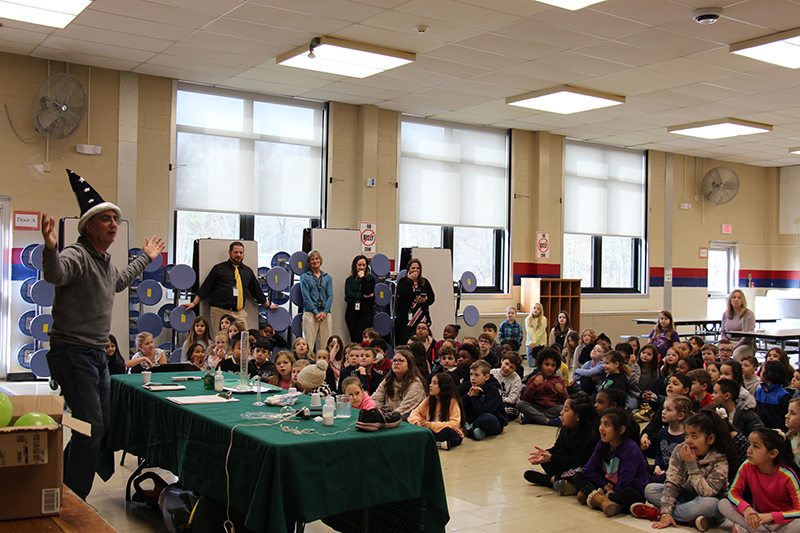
[32,73,86,140]
[702,166,739,206]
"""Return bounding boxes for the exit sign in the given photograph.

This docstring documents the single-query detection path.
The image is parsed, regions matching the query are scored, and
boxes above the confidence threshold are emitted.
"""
[721,224,732,234]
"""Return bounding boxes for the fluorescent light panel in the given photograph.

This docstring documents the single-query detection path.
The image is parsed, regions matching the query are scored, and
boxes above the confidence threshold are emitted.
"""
[277,37,415,78]
[506,85,625,114]
[790,147,800,155]
[731,27,800,68]
[535,0,607,9]
[0,0,91,28]
[668,118,772,139]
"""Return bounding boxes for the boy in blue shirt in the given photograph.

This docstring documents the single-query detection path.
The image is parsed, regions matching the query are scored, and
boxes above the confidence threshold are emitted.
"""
[463,360,508,440]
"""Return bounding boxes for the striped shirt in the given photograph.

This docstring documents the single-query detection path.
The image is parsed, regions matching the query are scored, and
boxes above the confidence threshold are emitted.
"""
[728,460,800,524]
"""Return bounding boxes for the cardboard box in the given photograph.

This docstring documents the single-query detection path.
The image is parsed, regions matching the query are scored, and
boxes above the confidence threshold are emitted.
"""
[0,395,64,520]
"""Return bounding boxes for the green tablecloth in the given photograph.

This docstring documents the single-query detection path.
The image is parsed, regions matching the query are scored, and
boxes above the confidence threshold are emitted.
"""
[106,373,449,533]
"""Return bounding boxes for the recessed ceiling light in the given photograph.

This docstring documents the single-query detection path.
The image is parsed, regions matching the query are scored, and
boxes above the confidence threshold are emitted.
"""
[506,85,625,114]
[535,0,607,9]
[0,0,91,29]
[730,27,800,68]
[668,118,772,139]
[277,37,415,78]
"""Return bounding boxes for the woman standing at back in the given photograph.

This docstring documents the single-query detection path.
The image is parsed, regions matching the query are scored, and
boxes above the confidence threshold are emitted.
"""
[344,255,375,343]
[395,258,435,345]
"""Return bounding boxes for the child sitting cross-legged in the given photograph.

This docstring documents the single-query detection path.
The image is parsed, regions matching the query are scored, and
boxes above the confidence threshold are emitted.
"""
[517,348,568,426]
[688,369,714,408]
[633,407,741,531]
[757,361,792,432]
[409,373,464,450]
[428,345,458,383]
[594,388,625,417]
[719,428,800,533]
[462,360,507,441]
[523,391,600,494]
[573,408,650,517]
[649,395,694,483]
[641,374,693,457]
[490,351,523,420]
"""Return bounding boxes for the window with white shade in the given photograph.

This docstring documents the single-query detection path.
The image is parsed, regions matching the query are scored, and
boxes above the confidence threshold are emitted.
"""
[399,117,509,292]
[562,141,647,293]
[174,85,325,266]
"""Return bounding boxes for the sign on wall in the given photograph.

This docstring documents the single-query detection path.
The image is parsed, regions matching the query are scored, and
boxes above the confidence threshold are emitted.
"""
[536,231,550,260]
[13,211,39,230]
[359,221,376,255]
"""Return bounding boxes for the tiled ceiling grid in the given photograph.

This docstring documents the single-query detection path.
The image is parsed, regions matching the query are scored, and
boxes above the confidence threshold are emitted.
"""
[4,0,800,166]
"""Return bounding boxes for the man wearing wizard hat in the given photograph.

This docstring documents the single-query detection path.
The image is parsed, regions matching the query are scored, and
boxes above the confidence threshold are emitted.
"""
[41,169,165,500]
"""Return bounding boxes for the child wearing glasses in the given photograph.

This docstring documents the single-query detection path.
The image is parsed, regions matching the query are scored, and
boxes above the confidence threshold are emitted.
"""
[370,348,428,418]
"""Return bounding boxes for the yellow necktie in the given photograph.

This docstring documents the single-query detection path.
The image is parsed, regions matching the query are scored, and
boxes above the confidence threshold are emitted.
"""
[234,265,243,311]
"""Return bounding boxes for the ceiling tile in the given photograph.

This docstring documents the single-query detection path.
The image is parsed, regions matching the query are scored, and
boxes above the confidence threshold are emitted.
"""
[617,27,718,56]
[146,53,250,77]
[246,0,385,22]
[356,10,478,43]
[0,26,49,47]
[708,73,791,94]
[438,79,516,99]
[455,32,562,61]
[332,24,442,53]
[224,4,352,34]
[588,0,689,26]
[722,0,800,31]
[31,47,141,72]
[669,82,745,101]
[644,57,737,82]
[410,55,491,78]
[395,0,519,31]
[470,71,555,92]
[379,100,453,116]
[574,40,675,67]
[499,61,594,85]
[423,44,524,70]
[494,18,600,49]
[578,76,653,97]
[457,0,553,17]
[407,87,493,106]
[38,35,156,62]
[55,25,173,53]
[161,43,267,67]
[147,0,245,16]
[201,18,314,46]
[234,66,337,89]
[536,51,632,77]
[74,10,196,41]
[607,68,694,90]
[218,78,310,97]
[134,63,229,84]
[180,32,287,57]
[532,6,648,39]
[317,81,406,100]
[0,41,38,55]
[90,0,217,28]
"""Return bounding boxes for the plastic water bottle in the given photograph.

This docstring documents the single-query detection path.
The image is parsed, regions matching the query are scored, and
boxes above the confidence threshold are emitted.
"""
[204,365,215,390]
[214,369,224,392]
[322,397,335,426]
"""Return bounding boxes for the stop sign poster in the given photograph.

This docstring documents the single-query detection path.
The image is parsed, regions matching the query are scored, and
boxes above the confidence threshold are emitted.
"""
[359,221,377,255]
[536,231,550,259]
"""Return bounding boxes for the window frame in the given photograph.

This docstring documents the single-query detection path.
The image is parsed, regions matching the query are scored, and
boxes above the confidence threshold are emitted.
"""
[562,143,649,294]
[172,84,328,264]
[398,116,511,293]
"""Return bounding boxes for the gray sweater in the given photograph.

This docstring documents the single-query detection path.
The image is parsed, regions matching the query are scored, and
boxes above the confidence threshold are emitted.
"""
[43,236,151,349]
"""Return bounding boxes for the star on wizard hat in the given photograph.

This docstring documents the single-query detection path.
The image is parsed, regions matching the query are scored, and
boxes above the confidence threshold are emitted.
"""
[66,169,121,236]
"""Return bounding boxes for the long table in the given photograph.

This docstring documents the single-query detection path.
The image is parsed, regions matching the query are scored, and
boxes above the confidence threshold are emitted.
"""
[632,317,779,337]
[106,373,449,533]
[725,329,800,354]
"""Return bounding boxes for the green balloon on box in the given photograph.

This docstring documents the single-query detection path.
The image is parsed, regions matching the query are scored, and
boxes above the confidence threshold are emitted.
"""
[0,392,11,428]
[14,412,57,427]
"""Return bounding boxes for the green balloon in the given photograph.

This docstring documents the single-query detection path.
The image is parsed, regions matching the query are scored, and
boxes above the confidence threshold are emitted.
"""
[0,392,11,428]
[14,412,57,427]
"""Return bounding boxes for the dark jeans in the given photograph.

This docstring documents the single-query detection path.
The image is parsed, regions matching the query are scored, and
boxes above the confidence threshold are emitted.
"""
[345,308,373,344]
[573,472,643,510]
[434,427,463,448]
[471,413,503,436]
[46,344,109,500]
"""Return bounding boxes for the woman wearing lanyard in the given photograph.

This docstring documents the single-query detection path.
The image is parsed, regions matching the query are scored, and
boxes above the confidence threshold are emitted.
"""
[395,258,435,346]
[344,254,376,343]
[300,250,334,352]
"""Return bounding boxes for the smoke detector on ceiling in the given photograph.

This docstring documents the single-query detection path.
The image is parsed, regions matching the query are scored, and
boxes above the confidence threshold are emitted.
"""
[692,8,722,24]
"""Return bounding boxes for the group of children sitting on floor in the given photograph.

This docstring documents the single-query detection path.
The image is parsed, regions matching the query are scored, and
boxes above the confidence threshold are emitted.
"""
[517,307,800,533]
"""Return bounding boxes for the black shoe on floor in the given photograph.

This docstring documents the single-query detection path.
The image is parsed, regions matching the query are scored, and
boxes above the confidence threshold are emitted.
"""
[523,470,552,486]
